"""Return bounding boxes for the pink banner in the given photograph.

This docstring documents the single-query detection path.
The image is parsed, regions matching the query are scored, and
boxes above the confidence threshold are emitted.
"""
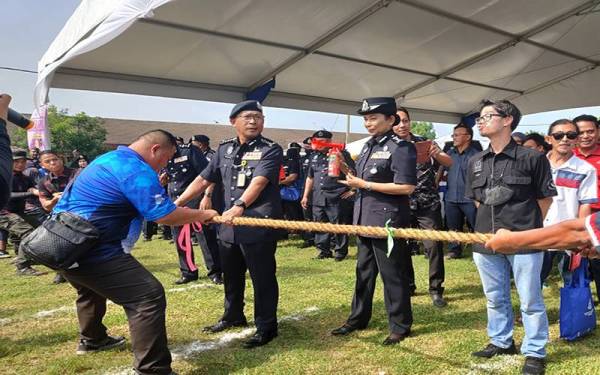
[28,104,51,151]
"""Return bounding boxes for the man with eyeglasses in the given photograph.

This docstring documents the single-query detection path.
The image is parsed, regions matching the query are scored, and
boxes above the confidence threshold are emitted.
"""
[573,114,600,305]
[393,107,452,308]
[465,99,556,375]
[174,100,283,349]
[444,123,479,259]
[540,119,596,287]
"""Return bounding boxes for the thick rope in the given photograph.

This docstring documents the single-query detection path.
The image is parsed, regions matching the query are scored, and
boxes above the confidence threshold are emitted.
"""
[211,216,492,244]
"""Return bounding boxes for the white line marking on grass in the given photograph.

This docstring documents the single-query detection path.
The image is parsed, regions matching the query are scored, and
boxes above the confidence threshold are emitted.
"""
[0,318,12,326]
[467,355,521,375]
[171,306,320,359]
[33,306,76,318]
[166,282,215,293]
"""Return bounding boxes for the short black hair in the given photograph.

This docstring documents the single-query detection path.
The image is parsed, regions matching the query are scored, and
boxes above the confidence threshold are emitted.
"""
[396,106,410,120]
[547,119,577,135]
[135,129,177,148]
[453,123,473,138]
[572,114,599,128]
[479,99,522,130]
[524,133,550,152]
[39,150,59,158]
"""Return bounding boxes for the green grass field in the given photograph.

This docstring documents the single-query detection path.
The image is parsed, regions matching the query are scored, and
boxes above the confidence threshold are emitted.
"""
[1,237,600,374]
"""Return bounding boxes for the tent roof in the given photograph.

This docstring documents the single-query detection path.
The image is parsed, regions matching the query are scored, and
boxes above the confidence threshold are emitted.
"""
[35,0,600,123]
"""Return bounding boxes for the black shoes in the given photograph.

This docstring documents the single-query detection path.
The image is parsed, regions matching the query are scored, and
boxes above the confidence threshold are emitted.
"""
[16,266,46,276]
[202,320,248,333]
[209,274,223,285]
[315,253,333,259]
[445,252,462,259]
[331,324,362,336]
[242,330,278,349]
[299,241,314,248]
[174,276,197,285]
[472,341,518,358]
[53,273,67,284]
[76,335,126,355]
[0,250,10,259]
[431,293,448,308]
[382,331,410,346]
[522,357,545,375]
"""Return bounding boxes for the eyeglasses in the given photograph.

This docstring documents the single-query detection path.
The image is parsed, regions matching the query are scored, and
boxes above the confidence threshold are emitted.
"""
[239,114,264,122]
[550,131,578,141]
[475,113,505,124]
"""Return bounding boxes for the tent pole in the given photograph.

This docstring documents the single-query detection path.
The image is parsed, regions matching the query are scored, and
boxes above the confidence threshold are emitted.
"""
[345,114,350,144]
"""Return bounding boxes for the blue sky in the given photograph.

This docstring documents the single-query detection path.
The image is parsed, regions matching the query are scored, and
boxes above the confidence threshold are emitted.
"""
[2,0,599,140]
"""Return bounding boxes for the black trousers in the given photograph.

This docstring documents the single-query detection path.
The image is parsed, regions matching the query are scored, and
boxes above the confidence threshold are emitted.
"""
[346,236,413,334]
[219,240,278,333]
[312,199,352,257]
[142,221,156,240]
[195,224,222,278]
[0,213,34,269]
[589,259,600,302]
[301,204,314,243]
[62,255,171,375]
[407,206,445,295]
[282,199,303,221]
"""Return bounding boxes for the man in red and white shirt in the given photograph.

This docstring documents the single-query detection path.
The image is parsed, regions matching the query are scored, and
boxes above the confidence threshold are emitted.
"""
[573,114,600,301]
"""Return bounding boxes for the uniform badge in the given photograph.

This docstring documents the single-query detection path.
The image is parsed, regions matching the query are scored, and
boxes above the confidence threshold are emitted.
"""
[361,100,369,112]
[370,167,378,174]
[474,160,483,173]
[383,145,388,151]
[182,168,187,173]
[313,155,318,160]
[242,151,262,160]
[370,151,391,159]
[227,146,233,155]
[174,155,188,163]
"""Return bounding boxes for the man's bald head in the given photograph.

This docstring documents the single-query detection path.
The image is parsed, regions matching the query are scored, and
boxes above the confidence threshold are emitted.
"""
[133,129,177,148]
[129,129,177,171]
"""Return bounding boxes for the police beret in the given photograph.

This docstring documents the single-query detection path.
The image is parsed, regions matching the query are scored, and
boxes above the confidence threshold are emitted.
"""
[312,130,332,139]
[230,100,263,118]
[357,97,398,116]
[12,150,27,160]
[192,134,210,143]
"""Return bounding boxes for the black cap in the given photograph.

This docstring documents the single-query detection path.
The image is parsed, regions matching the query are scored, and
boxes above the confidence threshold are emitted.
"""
[511,132,526,141]
[357,97,398,116]
[288,142,301,149]
[12,150,27,160]
[192,134,210,143]
[230,100,263,118]
[312,130,332,139]
[302,137,311,145]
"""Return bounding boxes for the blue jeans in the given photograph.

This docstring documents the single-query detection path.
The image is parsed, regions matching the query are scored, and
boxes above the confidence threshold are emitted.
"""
[473,252,548,358]
[444,201,476,256]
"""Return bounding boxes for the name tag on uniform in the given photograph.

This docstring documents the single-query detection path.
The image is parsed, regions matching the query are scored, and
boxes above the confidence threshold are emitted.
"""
[370,151,391,159]
[174,155,188,163]
[237,172,246,187]
[242,151,262,160]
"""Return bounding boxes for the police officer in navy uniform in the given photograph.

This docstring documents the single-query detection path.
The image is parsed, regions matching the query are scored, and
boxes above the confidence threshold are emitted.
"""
[189,135,224,285]
[175,100,283,349]
[301,130,355,261]
[331,97,417,346]
[299,137,315,248]
[165,139,222,285]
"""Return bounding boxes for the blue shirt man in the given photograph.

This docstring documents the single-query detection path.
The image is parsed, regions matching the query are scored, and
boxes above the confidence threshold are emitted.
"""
[56,130,217,375]
[444,123,480,258]
[55,146,176,265]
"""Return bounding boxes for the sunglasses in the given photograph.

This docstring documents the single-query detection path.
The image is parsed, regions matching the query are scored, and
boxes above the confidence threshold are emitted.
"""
[550,131,578,141]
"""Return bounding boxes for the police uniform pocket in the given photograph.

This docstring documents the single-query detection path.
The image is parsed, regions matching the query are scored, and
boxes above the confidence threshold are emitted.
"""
[470,176,487,201]
[373,206,399,226]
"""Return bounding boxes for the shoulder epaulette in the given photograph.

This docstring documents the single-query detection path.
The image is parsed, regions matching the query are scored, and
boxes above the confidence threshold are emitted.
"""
[220,137,237,145]
[180,143,191,149]
[390,134,404,144]
[260,136,276,147]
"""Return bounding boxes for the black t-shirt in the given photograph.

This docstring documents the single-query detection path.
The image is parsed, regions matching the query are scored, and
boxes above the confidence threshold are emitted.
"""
[0,119,12,209]
[6,172,36,214]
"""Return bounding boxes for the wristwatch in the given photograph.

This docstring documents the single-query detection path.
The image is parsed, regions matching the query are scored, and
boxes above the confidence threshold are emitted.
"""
[233,199,247,209]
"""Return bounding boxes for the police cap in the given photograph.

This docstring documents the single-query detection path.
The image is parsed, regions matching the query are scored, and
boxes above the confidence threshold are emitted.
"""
[312,130,332,139]
[230,100,263,118]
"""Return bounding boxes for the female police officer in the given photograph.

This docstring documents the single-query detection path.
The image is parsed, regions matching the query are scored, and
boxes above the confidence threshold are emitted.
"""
[331,97,417,345]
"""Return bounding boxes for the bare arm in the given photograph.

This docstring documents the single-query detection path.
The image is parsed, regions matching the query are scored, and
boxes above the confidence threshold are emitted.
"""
[238,176,269,207]
[579,203,592,218]
[280,173,298,186]
[301,176,314,209]
[155,207,218,226]
[173,175,211,207]
[339,174,415,196]
[429,143,452,168]
[485,218,590,253]
[537,197,553,219]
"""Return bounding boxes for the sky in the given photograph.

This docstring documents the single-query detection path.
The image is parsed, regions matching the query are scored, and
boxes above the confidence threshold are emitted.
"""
[2,0,600,141]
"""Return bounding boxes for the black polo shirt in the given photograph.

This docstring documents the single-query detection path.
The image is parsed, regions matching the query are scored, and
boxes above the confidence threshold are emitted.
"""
[465,139,557,254]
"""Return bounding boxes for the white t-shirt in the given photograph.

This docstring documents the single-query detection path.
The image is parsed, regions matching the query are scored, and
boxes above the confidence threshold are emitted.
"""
[544,154,598,227]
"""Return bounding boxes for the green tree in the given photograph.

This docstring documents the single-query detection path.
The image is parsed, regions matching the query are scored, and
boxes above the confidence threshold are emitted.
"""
[410,121,436,139]
[9,106,108,159]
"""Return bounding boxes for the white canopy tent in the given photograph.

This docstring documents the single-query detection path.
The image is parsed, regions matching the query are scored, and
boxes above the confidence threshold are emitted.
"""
[35,0,600,123]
